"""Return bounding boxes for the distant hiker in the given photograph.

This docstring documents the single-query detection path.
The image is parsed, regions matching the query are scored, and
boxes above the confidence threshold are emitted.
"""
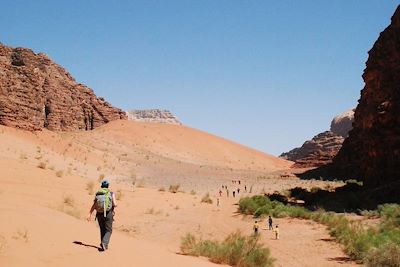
[253,220,259,235]
[268,216,273,230]
[219,189,222,197]
[226,189,229,197]
[217,198,220,206]
[87,180,117,251]
[233,191,236,198]
[245,185,247,192]
[274,225,279,240]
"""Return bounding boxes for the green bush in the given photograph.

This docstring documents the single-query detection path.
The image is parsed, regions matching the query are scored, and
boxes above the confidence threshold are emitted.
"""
[365,242,400,267]
[180,232,274,267]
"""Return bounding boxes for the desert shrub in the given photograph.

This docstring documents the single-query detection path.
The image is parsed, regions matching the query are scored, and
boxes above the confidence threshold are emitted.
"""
[13,229,29,242]
[239,197,258,215]
[190,190,196,195]
[169,184,180,193]
[180,232,274,267]
[360,209,379,219]
[98,173,105,182]
[158,187,166,192]
[86,181,95,195]
[116,189,123,200]
[201,193,213,204]
[55,170,63,178]
[63,194,75,206]
[37,162,46,169]
[378,203,400,229]
[365,242,400,267]
[146,208,155,214]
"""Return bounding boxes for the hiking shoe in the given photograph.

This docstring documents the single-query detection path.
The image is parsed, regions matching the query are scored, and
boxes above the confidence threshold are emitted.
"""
[99,243,105,251]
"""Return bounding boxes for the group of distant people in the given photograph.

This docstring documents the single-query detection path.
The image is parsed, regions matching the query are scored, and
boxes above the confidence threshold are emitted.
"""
[216,179,248,207]
[253,216,279,240]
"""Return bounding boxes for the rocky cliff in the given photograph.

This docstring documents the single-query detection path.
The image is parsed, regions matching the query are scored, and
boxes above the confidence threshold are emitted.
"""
[280,109,354,167]
[329,6,400,188]
[127,109,181,125]
[0,44,126,131]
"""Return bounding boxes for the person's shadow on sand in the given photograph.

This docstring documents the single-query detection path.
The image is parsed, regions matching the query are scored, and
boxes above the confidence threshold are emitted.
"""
[73,241,103,252]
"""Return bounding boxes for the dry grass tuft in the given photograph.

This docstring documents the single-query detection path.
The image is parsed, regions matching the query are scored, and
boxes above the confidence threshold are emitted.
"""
[86,181,95,195]
[201,192,213,204]
[116,189,123,200]
[63,194,75,206]
[169,184,180,193]
[13,229,29,243]
[37,162,46,169]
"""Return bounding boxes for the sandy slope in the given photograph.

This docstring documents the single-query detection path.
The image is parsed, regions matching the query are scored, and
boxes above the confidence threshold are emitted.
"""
[0,124,357,266]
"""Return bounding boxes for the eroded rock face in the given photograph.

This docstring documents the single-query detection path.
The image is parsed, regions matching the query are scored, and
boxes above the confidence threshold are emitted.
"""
[0,44,126,131]
[127,109,181,125]
[280,109,354,167]
[331,6,400,188]
[281,131,345,168]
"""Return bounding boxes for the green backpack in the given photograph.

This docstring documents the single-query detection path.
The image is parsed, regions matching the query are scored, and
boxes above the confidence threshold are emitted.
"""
[95,188,113,217]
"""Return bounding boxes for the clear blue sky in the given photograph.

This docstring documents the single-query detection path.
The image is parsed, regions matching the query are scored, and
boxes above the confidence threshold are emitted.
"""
[1,1,399,155]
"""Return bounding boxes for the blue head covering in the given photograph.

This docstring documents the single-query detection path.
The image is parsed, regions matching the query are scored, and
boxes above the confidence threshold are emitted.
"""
[101,180,109,188]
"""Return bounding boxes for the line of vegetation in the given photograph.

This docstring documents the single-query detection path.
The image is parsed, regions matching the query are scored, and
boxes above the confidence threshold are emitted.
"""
[180,231,274,267]
[238,195,400,267]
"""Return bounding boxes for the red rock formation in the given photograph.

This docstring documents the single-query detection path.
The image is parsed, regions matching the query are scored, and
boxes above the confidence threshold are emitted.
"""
[0,44,126,131]
[281,131,345,168]
[330,6,400,188]
[280,109,354,167]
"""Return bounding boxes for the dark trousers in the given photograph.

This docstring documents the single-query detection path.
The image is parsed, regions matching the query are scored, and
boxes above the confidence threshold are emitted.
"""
[96,210,114,248]
[269,223,273,230]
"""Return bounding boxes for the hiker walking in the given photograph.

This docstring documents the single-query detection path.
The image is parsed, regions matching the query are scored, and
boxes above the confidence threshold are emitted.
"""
[219,189,222,197]
[244,185,247,192]
[253,220,259,235]
[226,189,229,197]
[217,198,220,206]
[87,180,117,251]
[268,216,273,230]
[274,225,279,240]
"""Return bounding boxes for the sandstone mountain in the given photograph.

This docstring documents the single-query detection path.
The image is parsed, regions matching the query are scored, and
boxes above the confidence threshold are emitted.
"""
[0,44,126,131]
[329,6,400,189]
[330,109,355,137]
[280,109,354,167]
[127,109,181,125]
